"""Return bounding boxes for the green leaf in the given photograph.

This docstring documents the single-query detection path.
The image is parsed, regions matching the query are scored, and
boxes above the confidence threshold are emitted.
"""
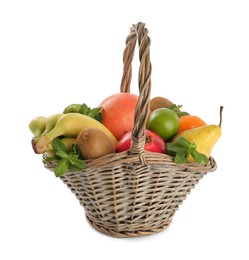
[169,104,189,117]
[44,156,55,162]
[72,144,80,155]
[49,138,86,177]
[75,159,86,168]
[63,102,102,122]
[52,138,68,153]
[68,154,79,165]
[88,107,102,122]
[167,142,187,153]
[93,112,102,122]
[201,154,209,164]
[55,150,70,160]
[174,152,188,164]
[71,159,86,170]
[167,136,208,164]
[191,150,208,164]
[88,107,101,117]
[177,111,189,117]
[63,104,82,114]
[175,136,192,148]
[80,103,90,115]
[166,145,176,157]
[54,159,69,177]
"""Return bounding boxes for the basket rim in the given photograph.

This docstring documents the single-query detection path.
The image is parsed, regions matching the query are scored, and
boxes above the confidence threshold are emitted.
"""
[43,150,217,175]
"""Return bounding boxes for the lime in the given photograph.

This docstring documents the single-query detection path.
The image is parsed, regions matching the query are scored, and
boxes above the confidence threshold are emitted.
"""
[146,108,180,141]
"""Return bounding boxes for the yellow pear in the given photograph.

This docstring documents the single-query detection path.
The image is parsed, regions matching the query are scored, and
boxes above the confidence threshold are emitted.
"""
[172,106,223,162]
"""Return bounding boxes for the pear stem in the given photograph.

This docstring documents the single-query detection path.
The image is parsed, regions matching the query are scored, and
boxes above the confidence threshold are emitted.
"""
[219,106,223,127]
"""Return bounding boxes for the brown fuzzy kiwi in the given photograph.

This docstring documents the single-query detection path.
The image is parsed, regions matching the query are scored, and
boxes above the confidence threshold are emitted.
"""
[76,127,115,159]
[150,96,174,112]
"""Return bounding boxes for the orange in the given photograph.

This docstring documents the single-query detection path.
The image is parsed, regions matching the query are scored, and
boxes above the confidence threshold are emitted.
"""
[99,93,139,140]
[178,115,206,134]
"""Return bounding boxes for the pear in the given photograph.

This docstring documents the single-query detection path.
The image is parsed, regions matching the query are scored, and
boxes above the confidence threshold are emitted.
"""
[172,106,223,162]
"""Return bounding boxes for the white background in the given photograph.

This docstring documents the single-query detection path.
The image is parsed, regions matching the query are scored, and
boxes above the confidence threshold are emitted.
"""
[1,0,249,259]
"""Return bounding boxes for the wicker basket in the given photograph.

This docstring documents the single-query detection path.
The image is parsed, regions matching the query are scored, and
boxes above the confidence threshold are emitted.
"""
[44,22,217,238]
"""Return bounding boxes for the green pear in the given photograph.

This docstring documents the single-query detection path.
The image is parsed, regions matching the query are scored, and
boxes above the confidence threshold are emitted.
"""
[172,106,223,162]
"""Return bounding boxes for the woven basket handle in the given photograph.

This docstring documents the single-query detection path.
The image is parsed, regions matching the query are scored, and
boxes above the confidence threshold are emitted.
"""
[120,22,152,156]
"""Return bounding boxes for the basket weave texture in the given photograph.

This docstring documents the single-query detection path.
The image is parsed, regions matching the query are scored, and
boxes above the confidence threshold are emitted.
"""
[44,22,217,238]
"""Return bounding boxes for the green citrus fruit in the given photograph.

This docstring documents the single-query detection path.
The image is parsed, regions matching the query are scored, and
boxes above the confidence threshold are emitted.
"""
[146,108,180,141]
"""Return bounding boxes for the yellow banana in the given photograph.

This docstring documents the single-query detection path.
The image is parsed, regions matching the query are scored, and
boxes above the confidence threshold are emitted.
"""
[33,113,117,154]
[61,137,77,151]
[44,150,54,158]
[42,113,63,135]
[29,116,47,137]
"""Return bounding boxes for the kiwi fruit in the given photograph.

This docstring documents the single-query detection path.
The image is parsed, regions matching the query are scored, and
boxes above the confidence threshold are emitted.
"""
[150,96,174,112]
[76,128,115,159]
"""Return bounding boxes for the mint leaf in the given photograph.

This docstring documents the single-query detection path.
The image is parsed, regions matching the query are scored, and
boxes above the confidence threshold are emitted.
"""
[71,159,86,169]
[68,154,79,165]
[54,159,69,177]
[167,142,186,153]
[75,159,86,169]
[88,107,102,122]
[80,103,90,115]
[191,150,208,164]
[55,150,70,160]
[52,138,67,153]
[167,136,208,164]
[63,104,81,114]
[63,103,102,122]
[44,156,55,162]
[175,152,187,164]
[176,136,192,148]
[49,140,87,177]
[72,144,80,155]
[169,104,189,117]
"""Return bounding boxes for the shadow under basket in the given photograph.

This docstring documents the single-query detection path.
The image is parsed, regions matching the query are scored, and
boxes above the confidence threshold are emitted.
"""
[43,22,218,238]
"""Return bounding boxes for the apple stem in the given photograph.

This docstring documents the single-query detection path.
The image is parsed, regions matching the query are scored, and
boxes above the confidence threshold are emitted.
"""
[219,106,223,127]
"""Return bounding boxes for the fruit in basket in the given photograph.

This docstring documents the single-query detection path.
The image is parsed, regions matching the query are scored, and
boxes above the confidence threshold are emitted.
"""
[178,115,206,134]
[99,93,139,140]
[150,96,174,111]
[59,137,77,152]
[173,125,221,162]
[29,116,47,137]
[116,129,166,153]
[42,113,63,135]
[170,106,223,162]
[146,108,180,141]
[32,113,117,154]
[76,128,115,159]
[150,96,189,117]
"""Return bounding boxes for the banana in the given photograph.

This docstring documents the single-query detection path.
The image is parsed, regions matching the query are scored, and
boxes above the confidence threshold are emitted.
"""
[33,113,118,154]
[42,113,63,135]
[29,116,47,137]
[61,137,77,151]
[44,150,54,158]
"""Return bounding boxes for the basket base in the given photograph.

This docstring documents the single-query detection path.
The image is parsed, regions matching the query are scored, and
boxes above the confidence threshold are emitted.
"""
[85,215,171,238]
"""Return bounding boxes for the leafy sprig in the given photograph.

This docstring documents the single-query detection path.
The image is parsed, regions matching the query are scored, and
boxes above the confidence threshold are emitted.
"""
[45,138,86,177]
[169,104,189,117]
[167,136,208,164]
[63,103,102,122]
